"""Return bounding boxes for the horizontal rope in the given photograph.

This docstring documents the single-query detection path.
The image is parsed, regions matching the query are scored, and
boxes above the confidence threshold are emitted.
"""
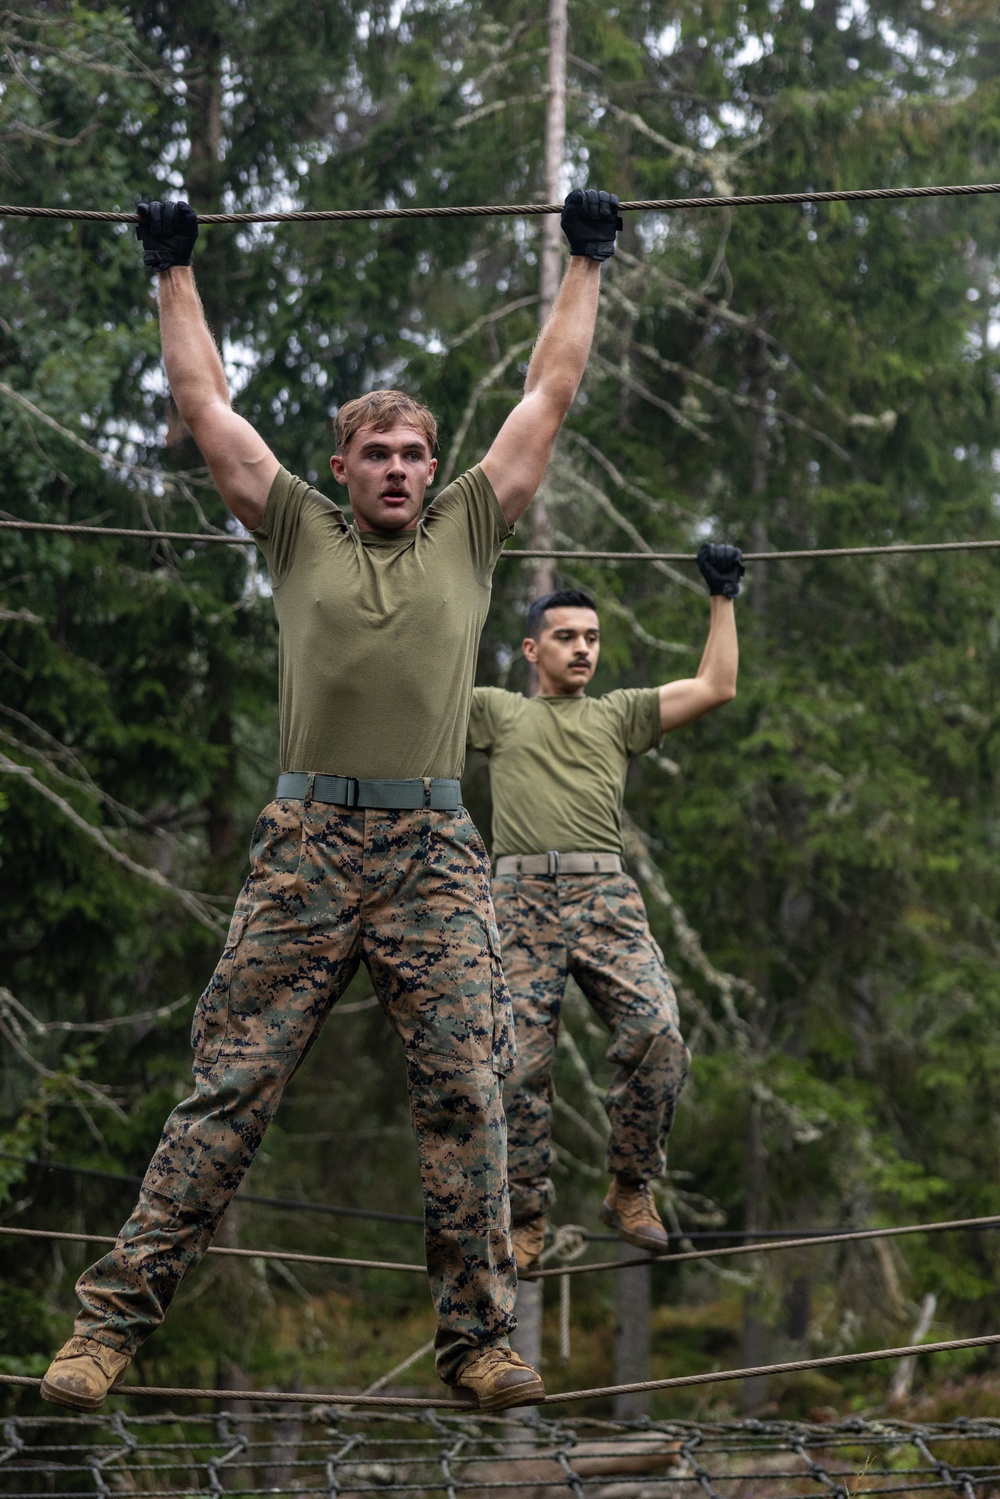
[0,518,248,544]
[0,1152,424,1225]
[527,1212,1000,1279]
[3,517,1000,562]
[5,1151,989,1244]
[0,1224,425,1274]
[3,1328,999,1408]
[4,1210,998,1281]
[4,179,1000,225]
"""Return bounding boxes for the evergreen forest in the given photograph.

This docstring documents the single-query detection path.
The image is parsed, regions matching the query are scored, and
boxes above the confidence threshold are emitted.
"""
[4,0,1000,1424]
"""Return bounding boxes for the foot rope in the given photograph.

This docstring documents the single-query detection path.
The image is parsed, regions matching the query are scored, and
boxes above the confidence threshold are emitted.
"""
[1,1210,998,1279]
[2,1329,999,1408]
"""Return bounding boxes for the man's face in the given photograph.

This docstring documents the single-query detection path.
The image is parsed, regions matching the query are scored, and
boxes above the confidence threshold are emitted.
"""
[523,606,601,696]
[329,422,437,532]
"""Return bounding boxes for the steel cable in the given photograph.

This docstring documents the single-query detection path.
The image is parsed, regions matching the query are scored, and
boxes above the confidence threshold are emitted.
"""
[1,1328,999,1407]
[5,178,1000,224]
[0,1151,425,1225]
[3,1211,999,1281]
[3,517,1000,563]
[0,1224,425,1274]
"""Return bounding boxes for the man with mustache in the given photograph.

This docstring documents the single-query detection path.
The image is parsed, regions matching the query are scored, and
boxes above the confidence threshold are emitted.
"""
[467,545,742,1272]
[40,189,623,1414]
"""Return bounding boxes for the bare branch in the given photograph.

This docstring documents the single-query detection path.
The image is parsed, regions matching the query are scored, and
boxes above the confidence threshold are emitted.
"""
[589,352,711,444]
[560,570,693,653]
[446,295,540,352]
[0,752,226,935]
[553,1094,607,1151]
[435,338,534,492]
[562,429,696,521]
[0,986,191,1037]
[0,380,216,496]
[556,1024,609,1128]
[630,340,861,472]
[622,812,758,1052]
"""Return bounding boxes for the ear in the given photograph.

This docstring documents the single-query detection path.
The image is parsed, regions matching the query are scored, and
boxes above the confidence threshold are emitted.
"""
[522,635,539,664]
[329,452,348,487]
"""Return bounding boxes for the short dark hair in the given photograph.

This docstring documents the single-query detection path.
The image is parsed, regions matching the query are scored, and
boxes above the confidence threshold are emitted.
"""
[525,588,598,639]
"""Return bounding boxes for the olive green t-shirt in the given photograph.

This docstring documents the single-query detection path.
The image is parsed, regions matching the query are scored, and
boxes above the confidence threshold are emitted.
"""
[253,465,512,779]
[467,688,663,857]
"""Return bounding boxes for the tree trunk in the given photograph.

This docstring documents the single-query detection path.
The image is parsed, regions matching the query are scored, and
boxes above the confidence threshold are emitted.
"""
[614,1259,652,1418]
[739,1091,770,1412]
[528,0,568,612]
[183,21,239,864]
[509,1279,544,1415]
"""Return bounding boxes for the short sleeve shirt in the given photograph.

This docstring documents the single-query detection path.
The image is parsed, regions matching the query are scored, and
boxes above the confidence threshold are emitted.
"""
[253,465,512,779]
[467,688,662,857]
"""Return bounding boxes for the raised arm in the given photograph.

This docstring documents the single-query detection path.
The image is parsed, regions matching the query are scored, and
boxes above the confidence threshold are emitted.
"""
[138,201,279,531]
[480,190,622,526]
[658,544,743,733]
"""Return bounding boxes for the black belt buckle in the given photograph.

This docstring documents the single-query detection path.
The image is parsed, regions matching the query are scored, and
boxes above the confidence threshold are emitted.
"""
[343,777,361,808]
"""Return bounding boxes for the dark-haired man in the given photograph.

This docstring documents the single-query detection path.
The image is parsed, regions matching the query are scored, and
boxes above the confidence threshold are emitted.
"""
[467,547,742,1272]
[41,189,624,1414]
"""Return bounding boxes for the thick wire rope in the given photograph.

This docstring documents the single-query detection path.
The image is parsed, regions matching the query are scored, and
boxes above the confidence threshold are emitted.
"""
[2,1328,1000,1407]
[3,1211,999,1280]
[3,517,1000,563]
[11,1149,992,1246]
[0,1224,425,1274]
[5,179,1000,224]
[0,1151,425,1226]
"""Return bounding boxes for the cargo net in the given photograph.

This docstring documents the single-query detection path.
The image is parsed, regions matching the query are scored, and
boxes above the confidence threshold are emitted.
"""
[1,1407,999,1499]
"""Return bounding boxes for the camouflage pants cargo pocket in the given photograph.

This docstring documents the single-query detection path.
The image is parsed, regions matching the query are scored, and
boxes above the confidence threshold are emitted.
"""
[496,871,689,1223]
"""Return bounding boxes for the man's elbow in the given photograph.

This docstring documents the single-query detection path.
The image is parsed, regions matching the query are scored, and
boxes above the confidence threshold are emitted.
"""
[711,680,737,708]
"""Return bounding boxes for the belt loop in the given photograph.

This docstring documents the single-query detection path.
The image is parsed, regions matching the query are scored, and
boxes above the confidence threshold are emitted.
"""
[423,777,432,808]
[546,850,560,877]
[345,777,360,808]
[304,773,315,805]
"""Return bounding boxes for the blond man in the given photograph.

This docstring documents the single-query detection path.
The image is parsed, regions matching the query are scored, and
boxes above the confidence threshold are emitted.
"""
[41,188,624,1413]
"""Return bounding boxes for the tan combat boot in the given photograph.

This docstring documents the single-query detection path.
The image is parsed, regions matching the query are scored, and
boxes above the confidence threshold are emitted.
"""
[452,1347,546,1412]
[511,1214,546,1276]
[599,1177,669,1253]
[41,1336,132,1411]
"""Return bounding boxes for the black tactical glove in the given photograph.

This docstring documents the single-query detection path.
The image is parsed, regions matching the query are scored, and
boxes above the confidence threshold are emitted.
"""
[696,541,745,598]
[136,198,198,270]
[560,188,624,261]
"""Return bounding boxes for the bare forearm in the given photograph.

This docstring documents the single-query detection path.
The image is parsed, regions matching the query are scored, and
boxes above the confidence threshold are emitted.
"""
[524,256,602,411]
[157,266,230,422]
[658,598,738,731]
[154,266,278,527]
[696,597,739,698]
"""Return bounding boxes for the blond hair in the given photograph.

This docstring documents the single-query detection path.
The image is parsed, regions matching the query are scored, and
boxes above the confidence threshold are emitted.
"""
[333,390,438,453]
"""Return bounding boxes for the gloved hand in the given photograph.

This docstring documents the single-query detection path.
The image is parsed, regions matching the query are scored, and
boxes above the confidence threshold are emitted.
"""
[560,188,624,261]
[696,541,745,598]
[136,198,198,270]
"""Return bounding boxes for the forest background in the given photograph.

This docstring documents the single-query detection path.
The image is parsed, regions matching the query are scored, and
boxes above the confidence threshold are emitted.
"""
[4,0,1000,1423]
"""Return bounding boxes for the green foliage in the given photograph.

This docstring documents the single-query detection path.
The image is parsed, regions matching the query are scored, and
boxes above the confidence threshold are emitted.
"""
[4,0,1000,1410]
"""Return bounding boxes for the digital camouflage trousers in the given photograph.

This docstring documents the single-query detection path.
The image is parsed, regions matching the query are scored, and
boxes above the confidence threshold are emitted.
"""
[492,871,690,1225]
[74,799,518,1384]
